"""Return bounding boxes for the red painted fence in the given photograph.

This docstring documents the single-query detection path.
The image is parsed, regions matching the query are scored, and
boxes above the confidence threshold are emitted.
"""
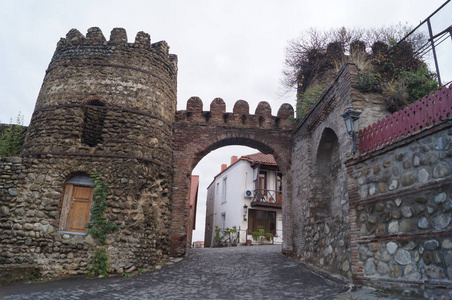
[359,84,452,153]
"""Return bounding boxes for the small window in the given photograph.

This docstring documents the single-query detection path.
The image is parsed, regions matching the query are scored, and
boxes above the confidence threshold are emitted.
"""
[221,177,227,204]
[256,170,267,198]
[59,175,94,233]
[221,213,226,229]
[276,172,283,204]
[82,100,106,147]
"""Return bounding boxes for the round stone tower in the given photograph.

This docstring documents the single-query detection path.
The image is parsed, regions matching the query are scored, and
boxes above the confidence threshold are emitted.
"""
[20,27,178,276]
[24,27,177,161]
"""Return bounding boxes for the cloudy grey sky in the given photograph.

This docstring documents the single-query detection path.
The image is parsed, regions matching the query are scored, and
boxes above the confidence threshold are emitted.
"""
[0,0,446,242]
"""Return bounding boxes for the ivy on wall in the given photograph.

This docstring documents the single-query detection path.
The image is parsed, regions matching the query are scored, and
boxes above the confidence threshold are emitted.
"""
[87,172,118,276]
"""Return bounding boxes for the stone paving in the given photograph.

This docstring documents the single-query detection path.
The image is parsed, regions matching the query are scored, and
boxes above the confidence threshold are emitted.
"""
[1,245,408,300]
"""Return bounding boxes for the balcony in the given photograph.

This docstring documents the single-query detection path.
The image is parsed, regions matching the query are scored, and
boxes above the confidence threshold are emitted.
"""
[251,189,282,208]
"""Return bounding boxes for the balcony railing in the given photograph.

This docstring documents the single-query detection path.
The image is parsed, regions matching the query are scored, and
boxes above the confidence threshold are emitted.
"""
[251,189,282,208]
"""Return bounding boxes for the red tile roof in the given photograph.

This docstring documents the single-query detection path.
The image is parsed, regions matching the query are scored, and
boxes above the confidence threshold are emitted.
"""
[241,152,277,166]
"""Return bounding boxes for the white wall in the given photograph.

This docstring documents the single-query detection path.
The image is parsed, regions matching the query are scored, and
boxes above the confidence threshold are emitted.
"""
[207,159,283,244]
[212,160,253,231]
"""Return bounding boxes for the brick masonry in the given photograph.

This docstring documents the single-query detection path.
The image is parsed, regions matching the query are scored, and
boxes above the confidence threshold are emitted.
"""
[171,97,294,255]
[289,64,363,278]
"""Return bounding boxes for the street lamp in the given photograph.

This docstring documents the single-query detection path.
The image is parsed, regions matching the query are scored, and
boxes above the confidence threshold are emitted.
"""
[341,107,361,154]
[243,204,248,221]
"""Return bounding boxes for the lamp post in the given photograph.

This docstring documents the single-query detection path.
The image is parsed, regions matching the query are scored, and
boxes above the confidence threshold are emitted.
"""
[341,107,361,154]
[243,204,248,221]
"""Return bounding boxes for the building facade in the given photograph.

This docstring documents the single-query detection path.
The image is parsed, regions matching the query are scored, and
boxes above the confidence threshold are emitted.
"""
[204,153,283,247]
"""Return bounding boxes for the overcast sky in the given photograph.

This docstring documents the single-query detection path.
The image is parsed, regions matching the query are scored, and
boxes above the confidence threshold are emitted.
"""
[0,0,447,242]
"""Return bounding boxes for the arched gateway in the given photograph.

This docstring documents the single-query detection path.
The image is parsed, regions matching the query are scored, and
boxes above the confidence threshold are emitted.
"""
[171,97,295,255]
[0,27,295,280]
[5,27,450,297]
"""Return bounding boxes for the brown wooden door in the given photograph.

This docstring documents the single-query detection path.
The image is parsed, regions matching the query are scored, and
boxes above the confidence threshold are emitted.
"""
[67,185,93,232]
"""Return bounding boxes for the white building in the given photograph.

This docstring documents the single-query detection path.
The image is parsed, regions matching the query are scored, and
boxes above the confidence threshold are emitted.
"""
[204,153,283,247]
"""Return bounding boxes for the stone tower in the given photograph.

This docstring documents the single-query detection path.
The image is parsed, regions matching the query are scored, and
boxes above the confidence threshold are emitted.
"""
[17,27,177,276]
[24,27,177,161]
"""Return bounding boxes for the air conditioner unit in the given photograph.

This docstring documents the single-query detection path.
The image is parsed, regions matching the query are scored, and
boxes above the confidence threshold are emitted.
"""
[244,190,253,198]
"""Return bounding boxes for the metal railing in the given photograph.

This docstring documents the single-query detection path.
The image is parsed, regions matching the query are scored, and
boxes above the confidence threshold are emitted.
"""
[251,189,282,206]
[359,84,452,153]
[212,227,240,247]
[391,0,452,86]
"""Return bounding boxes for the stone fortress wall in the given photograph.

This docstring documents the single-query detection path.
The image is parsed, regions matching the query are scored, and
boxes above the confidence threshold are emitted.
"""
[346,85,452,298]
[288,60,452,297]
[1,26,451,298]
[289,63,366,279]
[0,26,296,282]
[0,27,177,282]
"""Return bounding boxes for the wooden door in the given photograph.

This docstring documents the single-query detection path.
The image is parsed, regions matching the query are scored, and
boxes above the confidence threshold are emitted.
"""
[67,185,93,232]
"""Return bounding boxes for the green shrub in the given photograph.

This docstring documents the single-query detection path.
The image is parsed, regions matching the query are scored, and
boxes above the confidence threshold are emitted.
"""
[251,231,260,241]
[0,113,25,157]
[399,66,438,102]
[264,233,273,242]
[381,80,409,113]
[88,247,110,277]
[357,73,376,92]
[296,84,326,119]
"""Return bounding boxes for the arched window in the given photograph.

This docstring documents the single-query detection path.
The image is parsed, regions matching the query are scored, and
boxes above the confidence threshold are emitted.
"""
[81,100,106,147]
[59,174,94,233]
[315,128,340,219]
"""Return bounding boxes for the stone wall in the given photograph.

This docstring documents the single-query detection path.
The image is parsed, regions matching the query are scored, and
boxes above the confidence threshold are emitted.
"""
[0,27,177,283]
[347,123,452,297]
[290,64,356,278]
[2,25,450,297]
[289,61,452,297]
[0,156,172,283]
[289,62,394,278]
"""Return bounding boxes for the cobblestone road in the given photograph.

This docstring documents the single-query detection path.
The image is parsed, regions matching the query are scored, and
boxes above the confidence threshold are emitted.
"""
[2,245,352,300]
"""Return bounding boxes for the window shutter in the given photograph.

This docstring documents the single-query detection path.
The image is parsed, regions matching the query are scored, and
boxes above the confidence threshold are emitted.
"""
[59,184,74,231]
[67,186,93,232]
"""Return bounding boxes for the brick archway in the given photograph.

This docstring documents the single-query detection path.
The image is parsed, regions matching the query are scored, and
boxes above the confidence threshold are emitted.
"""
[170,97,294,255]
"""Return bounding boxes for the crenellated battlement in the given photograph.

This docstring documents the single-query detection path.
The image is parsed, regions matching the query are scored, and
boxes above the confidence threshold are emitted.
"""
[56,27,173,55]
[33,27,178,120]
[176,97,294,130]
[51,27,177,74]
